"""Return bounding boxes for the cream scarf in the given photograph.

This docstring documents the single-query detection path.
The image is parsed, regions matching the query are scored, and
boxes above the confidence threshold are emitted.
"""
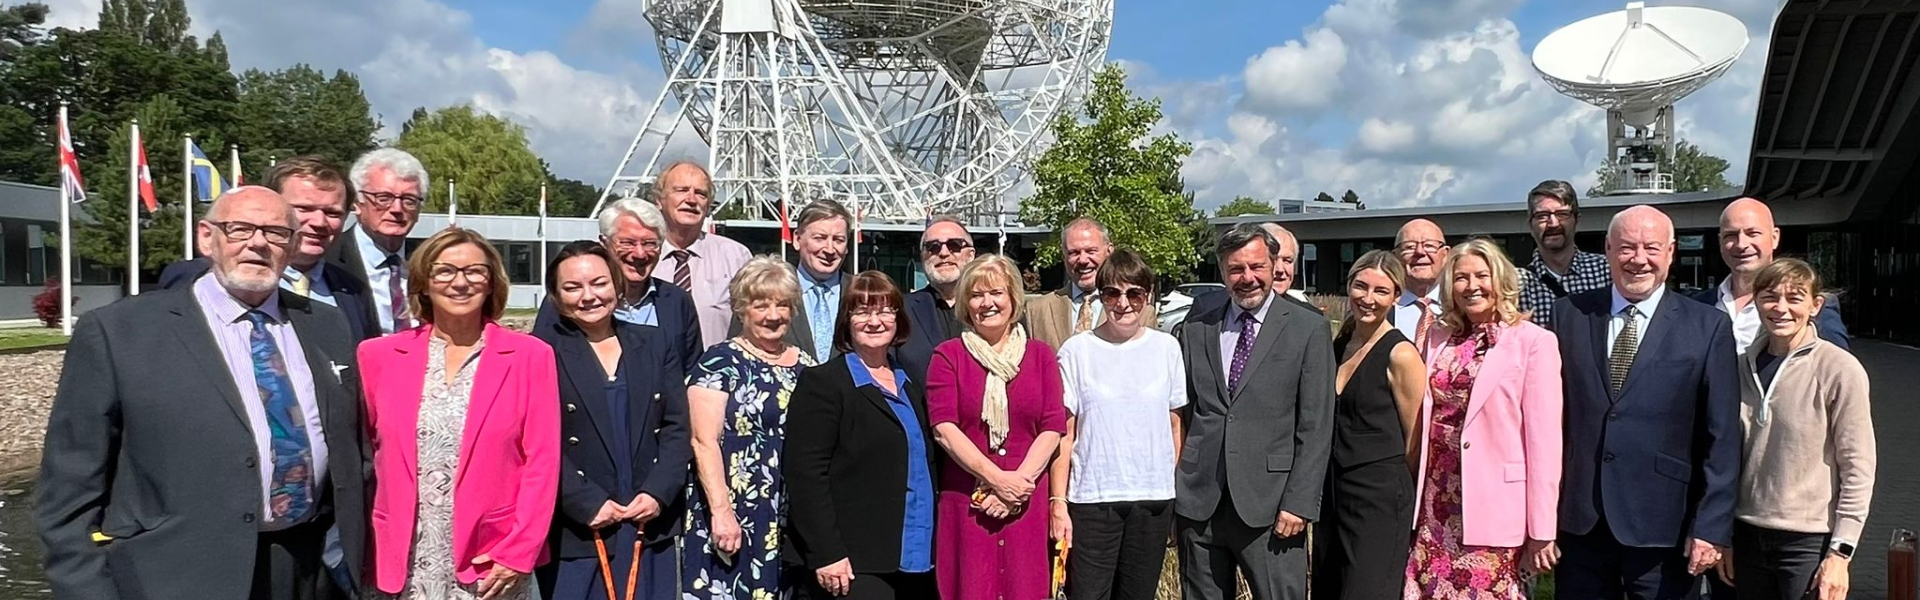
[961,325,1028,451]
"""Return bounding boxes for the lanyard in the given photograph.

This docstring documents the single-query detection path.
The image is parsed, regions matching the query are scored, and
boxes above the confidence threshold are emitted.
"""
[592,529,642,600]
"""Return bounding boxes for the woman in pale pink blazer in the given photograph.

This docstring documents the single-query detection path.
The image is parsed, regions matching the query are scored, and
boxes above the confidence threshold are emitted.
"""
[1403,238,1562,600]
[359,228,560,599]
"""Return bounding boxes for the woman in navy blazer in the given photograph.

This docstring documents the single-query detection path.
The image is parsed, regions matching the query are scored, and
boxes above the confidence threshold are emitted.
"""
[532,241,692,600]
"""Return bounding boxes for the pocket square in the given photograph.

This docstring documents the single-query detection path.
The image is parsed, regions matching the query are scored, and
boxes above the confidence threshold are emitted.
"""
[328,361,351,384]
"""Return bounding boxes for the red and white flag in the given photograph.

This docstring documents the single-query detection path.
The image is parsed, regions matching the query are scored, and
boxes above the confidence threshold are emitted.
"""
[57,105,86,203]
[134,129,157,212]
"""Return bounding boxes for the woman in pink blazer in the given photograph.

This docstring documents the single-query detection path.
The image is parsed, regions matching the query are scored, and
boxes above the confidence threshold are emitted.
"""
[359,228,561,599]
[1404,238,1563,600]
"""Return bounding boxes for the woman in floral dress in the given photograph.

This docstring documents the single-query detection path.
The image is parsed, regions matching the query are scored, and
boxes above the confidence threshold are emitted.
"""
[684,257,818,599]
[1404,239,1563,599]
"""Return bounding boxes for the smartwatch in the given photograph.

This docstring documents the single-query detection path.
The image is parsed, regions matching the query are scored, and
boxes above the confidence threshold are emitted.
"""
[1829,540,1856,560]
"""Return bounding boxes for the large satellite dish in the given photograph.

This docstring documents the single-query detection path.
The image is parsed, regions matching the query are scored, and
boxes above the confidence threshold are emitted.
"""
[1532,2,1748,194]
[594,0,1113,222]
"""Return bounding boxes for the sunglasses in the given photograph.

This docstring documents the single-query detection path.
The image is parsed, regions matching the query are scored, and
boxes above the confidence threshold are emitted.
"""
[921,239,973,254]
[1099,286,1150,303]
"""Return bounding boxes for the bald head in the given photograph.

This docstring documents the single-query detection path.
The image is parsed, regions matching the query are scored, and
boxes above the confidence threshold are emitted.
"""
[1605,205,1675,301]
[1718,197,1780,281]
[199,186,297,306]
[1395,219,1448,294]
[1260,223,1300,294]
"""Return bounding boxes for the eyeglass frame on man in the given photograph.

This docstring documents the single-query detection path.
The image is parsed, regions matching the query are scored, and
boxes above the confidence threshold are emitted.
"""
[359,190,424,211]
[1530,209,1578,224]
[206,220,297,245]
[428,262,493,284]
[1397,241,1446,254]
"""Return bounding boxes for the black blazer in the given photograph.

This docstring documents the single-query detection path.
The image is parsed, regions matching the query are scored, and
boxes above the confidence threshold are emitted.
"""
[1552,288,1741,548]
[1684,287,1851,350]
[158,256,379,343]
[322,227,385,335]
[533,281,704,367]
[35,287,369,599]
[783,353,935,573]
[532,317,692,557]
[897,285,956,385]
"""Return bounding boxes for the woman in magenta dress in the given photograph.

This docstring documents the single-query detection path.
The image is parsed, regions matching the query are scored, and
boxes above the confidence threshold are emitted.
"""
[927,254,1068,600]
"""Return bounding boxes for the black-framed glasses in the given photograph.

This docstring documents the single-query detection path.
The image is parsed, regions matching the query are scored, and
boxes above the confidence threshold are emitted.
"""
[1530,209,1577,223]
[1397,241,1445,254]
[921,239,973,254]
[207,221,295,244]
[428,263,492,283]
[359,190,424,210]
[1099,286,1150,303]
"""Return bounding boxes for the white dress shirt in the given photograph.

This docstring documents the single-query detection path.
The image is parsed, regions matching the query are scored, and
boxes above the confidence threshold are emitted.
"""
[283,263,336,307]
[1608,284,1667,354]
[1714,279,1762,350]
[1219,292,1276,382]
[351,226,407,333]
[1392,287,1442,342]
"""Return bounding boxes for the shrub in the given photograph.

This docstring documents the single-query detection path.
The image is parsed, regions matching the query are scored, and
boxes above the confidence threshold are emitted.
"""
[32,277,76,328]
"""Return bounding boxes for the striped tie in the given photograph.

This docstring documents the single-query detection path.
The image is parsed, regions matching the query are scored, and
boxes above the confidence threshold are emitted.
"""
[669,249,693,293]
[1609,306,1640,396]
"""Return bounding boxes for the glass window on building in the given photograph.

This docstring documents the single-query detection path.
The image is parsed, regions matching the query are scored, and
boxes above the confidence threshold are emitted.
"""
[495,242,535,284]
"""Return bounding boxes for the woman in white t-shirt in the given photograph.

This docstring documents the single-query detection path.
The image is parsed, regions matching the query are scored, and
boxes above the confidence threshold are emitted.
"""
[1045,248,1188,600]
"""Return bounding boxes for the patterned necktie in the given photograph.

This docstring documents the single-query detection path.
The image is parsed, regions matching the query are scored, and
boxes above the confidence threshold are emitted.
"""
[810,284,834,359]
[245,310,314,523]
[1414,297,1436,352]
[1609,306,1641,396]
[1228,310,1258,393]
[669,249,693,293]
[381,254,407,333]
[289,271,311,298]
[1074,294,1093,333]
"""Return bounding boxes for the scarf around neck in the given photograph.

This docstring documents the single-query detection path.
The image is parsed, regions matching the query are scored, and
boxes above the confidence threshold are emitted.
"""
[961,325,1029,451]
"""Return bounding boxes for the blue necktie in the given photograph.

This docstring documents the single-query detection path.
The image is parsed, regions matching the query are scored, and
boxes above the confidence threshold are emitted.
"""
[811,285,834,359]
[246,310,314,523]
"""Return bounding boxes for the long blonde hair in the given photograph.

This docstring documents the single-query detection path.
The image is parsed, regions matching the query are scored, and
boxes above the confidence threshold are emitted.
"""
[1438,238,1527,332]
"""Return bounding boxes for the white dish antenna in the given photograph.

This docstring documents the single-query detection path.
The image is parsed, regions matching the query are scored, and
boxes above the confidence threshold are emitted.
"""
[1532,2,1748,195]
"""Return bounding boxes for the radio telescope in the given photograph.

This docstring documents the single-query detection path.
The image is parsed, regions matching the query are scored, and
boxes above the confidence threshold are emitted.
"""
[594,0,1114,222]
[1532,2,1747,195]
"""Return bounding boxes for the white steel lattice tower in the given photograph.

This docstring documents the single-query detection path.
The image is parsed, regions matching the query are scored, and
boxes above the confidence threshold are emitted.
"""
[595,0,1114,221]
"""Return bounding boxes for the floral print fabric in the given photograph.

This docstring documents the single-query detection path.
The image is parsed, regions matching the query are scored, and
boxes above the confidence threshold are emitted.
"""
[1405,325,1526,600]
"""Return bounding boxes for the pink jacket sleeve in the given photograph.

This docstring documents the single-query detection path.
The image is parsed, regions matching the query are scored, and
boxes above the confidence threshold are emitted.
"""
[1521,326,1564,542]
[490,343,561,573]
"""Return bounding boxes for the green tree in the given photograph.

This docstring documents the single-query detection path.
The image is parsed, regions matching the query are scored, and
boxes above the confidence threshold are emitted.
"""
[1590,140,1733,195]
[72,94,197,269]
[397,105,547,215]
[232,64,378,178]
[1214,195,1274,218]
[1019,64,1196,279]
[97,0,192,52]
[1314,191,1335,203]
[0,2,49,61]
[542,170,603,219]
[1340,188,1366,209]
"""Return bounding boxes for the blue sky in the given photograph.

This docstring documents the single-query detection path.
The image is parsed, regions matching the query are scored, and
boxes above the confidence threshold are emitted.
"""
[44,0,1783,210]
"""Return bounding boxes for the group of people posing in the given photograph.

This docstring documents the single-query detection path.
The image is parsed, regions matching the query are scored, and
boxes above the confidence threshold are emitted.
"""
[34,152,1875,600]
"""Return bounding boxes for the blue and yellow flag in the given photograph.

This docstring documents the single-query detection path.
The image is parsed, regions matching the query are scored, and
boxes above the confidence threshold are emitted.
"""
[188,141,229,202]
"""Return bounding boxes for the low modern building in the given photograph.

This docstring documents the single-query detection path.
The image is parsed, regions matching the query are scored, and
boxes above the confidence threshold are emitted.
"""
[1276,198,1362,214]
[0,181,125,321]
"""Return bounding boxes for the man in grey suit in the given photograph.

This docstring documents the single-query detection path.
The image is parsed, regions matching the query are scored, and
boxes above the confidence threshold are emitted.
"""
[36,186,368,600]
[1174,223,1335,600]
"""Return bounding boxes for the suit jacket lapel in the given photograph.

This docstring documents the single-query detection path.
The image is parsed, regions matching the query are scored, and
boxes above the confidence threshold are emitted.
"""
[1231,297,1290,402]
[169,291,252,434]
[619,324,661,462]
[284,295,350,454]
[389,331,429,483]
[1619,292,1681,400]
[1589,298,1615,402]
[910,288,945,348]
[1195,304,1229,407]
[789,304,816,360]
[555,327,616,463]
[456,324,514,488]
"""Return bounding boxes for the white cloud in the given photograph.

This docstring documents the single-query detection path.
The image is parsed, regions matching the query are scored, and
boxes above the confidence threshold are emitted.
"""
[1241,28,1349,113]
[1356,118,1416,153]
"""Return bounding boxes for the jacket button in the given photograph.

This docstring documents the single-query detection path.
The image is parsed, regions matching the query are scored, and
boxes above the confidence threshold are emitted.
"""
[1603,453,1615,463]
[242,512,256,523]
[1608,412,1618,421]
[996,448,1007,456]
[576,470,586,477]
[1462,441,1472,450]
[568,437,580,445]
[566,403,577,413]
[654,393,661,400]
[244,456,257,468]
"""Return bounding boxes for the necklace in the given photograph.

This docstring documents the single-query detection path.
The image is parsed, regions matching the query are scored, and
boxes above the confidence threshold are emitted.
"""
[736,337,787,363]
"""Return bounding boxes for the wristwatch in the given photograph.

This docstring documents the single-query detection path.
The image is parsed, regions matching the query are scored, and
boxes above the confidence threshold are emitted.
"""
[1829,540,1856,560]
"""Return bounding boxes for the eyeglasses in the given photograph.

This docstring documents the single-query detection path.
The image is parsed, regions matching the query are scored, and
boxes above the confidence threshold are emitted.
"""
[850,307,899,322]
[207,221,295,244]
[428,263,493,283]
[359,190,423,210]
[610,238,661,253]
[1099,286,1150,303]
[921,239,973,254]
[1398,241,1445,254]
[1530,209,1577,223]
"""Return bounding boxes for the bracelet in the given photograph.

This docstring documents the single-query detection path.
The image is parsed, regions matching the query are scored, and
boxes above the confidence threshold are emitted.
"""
[1049,497,1068,504]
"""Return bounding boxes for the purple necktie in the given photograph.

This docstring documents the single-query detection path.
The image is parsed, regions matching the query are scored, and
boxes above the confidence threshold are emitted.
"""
[1228,310,1258,392]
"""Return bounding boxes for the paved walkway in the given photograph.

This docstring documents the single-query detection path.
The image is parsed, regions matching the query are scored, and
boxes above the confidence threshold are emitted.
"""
[1851,340,1918,599]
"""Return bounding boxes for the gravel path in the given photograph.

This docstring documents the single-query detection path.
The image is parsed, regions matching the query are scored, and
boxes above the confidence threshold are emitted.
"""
[0,350,61,480]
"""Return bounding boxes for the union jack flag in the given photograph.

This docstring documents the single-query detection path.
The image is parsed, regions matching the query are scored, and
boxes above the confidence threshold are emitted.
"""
[57,105,86,203]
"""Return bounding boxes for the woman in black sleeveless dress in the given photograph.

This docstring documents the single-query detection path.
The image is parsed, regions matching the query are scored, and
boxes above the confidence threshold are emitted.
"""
[1314,250,1428,600]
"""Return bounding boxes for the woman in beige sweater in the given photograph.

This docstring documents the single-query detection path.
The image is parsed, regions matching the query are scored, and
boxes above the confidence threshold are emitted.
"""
[1713,259,1875,600]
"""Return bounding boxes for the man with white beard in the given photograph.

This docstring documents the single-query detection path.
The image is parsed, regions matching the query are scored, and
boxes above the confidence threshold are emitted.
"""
[899,215,977,383]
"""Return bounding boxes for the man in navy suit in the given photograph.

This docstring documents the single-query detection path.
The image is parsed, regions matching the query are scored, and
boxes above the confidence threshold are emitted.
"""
[899,215,976,383]
[1689,197,1849,350]
[1552,205,1741,600]
[534,197,703,368]
[159,155,378,343]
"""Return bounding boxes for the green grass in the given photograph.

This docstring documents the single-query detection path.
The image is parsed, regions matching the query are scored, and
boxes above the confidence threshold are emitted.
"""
[0,327,70,351]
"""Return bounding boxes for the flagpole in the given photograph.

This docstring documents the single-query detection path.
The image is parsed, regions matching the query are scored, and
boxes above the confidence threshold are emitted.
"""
[128,120,140,297]
[537,183,548,306]
[447,179,457,227]
[182,134,194,260]
[57,102,74,335]
[229,144,241,187]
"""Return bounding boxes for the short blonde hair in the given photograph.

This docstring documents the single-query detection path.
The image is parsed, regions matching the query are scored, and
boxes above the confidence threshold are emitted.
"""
[954,254,1026,330]
[407,228,511,324]
[1438,238,1526,331]
[728,256,801,316]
